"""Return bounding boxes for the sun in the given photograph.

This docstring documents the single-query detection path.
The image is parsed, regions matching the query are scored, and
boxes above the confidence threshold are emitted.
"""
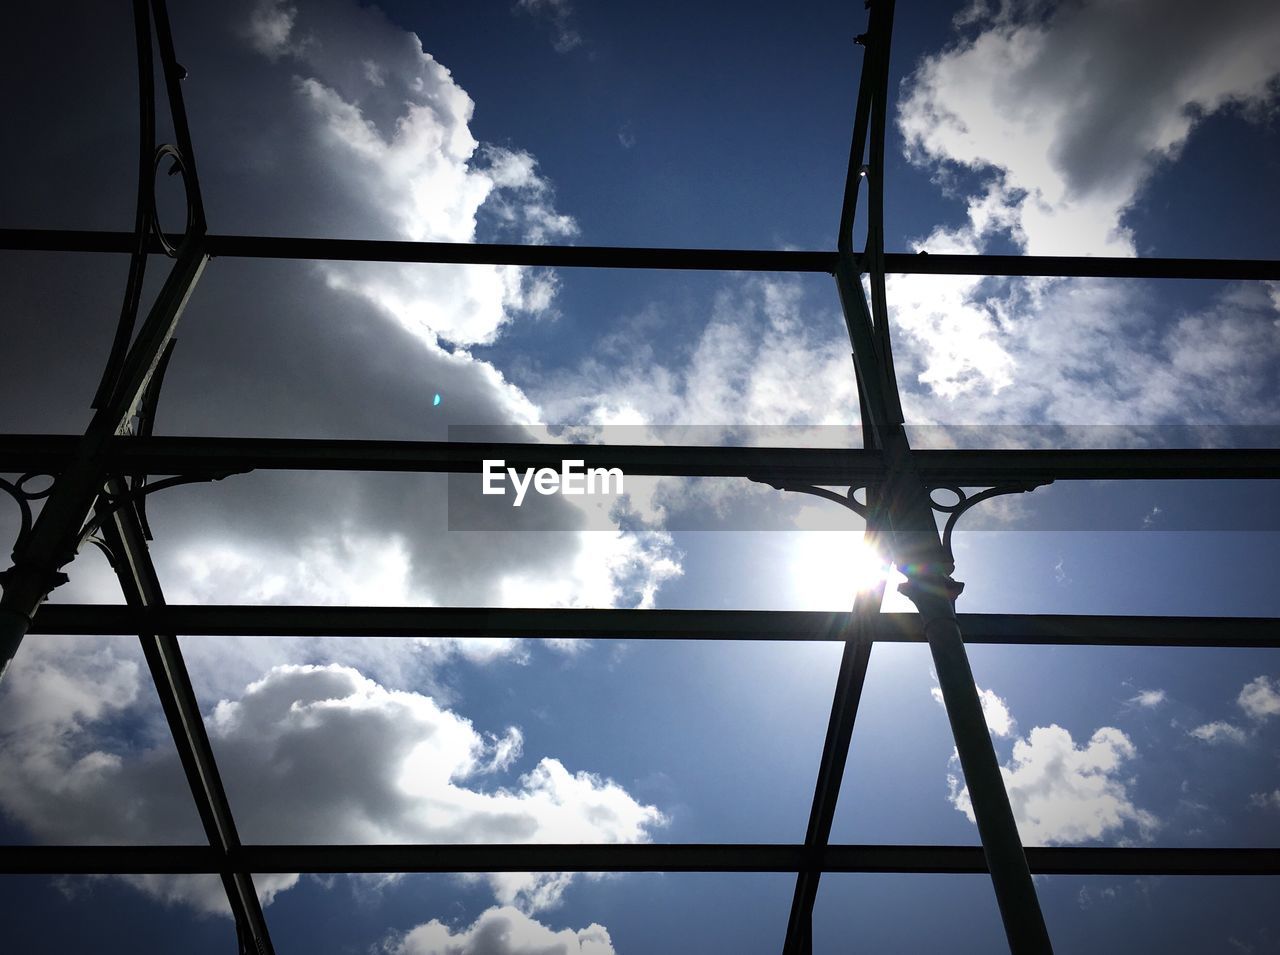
[787,530,894,610]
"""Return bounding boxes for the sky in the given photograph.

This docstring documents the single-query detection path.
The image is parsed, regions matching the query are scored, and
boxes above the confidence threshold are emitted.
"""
[1,0,1279,952]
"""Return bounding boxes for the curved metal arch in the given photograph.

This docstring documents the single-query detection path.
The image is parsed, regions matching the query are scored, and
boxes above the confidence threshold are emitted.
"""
[91,0,206,411]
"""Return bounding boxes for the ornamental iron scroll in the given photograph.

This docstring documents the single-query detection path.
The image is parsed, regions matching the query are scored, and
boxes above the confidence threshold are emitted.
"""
[752,476,1052,572]
[930,481,1053,566]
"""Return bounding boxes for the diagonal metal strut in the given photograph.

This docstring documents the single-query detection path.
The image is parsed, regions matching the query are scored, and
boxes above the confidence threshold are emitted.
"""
[97,482,276,955]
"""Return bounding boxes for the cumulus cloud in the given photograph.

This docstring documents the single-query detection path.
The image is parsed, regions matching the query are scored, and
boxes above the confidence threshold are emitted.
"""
[1189,721,1248,745]
[0,634,139,735]
[231,0,578,347]
[942,690,1158,844]
[74,0,683,633]
[2,22,684,943]
[886,0,1280,424]
[390,905,614,955]
[900,0,1280,256]
[0,662,665,916]
[1237,675,1280,721]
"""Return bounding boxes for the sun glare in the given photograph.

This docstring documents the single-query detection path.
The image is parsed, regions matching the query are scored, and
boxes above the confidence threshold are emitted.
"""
[788,531,895,610]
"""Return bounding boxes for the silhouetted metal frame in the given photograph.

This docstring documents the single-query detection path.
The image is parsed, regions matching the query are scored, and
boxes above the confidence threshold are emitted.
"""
[3,843,1278,877]
[4,435,1278,481]
[4,228,1278,280]
[23,606,1280,648]
[97,481,276,955]
[0,3,268,953]
[0,0,1277,953]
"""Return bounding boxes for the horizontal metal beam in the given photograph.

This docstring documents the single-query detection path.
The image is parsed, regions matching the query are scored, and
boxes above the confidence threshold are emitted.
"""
[4,435,1280,483]
[910,447,1280,483]
[2,229,1276,281]
[0,434,881,482]
[883,252,1280,282]
[0,228,836,273]
[2,843,1276,876]
[29,605,1280,648]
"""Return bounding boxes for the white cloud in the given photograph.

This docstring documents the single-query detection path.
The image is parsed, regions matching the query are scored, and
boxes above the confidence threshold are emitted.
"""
[0,663,666,916]
[1128,689,1166,708]
[248,2,577,348]
[1237,675,1280,721]
[931,683,1015,737]
[139,514,679,708]
[1189,720,1248,745]
[494,528,682,612]
[535,278,857,436]
[482,727,525,774]
[887,0,1280,423]
[391,905,614,955]
[43,0,687,668]
[943,691,1158,844]
[0,634,139,734]
[900,0,1280,256]
[521,275,872,537]
[887,260,1280,428]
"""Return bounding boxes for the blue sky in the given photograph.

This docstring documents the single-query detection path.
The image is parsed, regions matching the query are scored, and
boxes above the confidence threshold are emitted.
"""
[1,0,1279,952]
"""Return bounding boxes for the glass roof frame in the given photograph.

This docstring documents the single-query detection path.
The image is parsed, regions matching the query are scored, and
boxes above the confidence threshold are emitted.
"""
[1,1,1278,953]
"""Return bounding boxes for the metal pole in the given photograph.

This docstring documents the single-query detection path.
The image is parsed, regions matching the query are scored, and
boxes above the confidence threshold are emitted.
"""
[781,513,886,955]
[98,483,277,954]
[914,589,1055,951]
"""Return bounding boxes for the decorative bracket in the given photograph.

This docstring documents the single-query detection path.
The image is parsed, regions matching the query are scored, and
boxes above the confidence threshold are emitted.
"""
[0,472,58,560]
[751,475,1052,570]
[929,481,1052,565]
[75,469,249,565]
[760,480,870,518]
[1,467,246,580]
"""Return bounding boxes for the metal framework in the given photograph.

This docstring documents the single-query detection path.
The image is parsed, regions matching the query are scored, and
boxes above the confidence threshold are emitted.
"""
[0,2,1277,952]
